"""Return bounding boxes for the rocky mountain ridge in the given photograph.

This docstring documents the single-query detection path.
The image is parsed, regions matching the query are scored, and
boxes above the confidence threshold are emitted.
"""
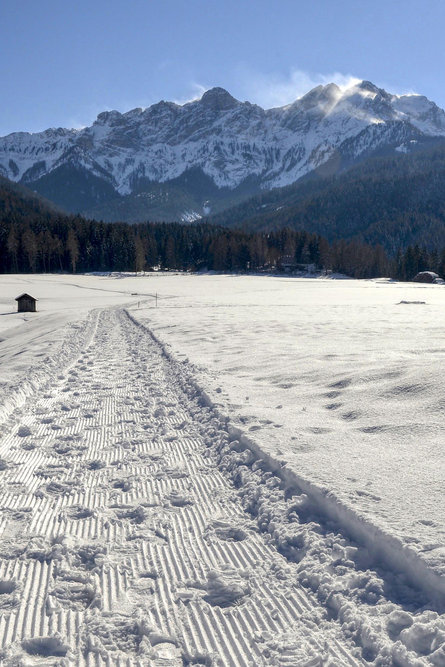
[1,81,445,221]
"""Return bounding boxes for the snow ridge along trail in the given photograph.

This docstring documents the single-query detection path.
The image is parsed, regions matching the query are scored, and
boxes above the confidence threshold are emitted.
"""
[0,308,442,666]
[0,308,361,666]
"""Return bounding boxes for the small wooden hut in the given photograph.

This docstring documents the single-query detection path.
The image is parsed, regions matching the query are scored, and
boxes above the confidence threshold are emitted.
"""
[15,293,37,313]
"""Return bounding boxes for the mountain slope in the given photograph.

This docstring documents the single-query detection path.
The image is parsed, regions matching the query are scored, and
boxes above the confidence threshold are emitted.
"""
[209,142,445,251]
[1,81,445,222]
[0,174,65,222]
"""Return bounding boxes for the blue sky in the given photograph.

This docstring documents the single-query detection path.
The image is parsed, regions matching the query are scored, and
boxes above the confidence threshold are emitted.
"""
[1,0,445,135]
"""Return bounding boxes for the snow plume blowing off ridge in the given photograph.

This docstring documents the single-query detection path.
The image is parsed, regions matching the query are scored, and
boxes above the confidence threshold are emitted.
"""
[1,76,445,221]
[240,68,362,109]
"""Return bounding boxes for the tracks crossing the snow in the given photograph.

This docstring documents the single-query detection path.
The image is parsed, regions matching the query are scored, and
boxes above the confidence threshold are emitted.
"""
[0,308,361,666]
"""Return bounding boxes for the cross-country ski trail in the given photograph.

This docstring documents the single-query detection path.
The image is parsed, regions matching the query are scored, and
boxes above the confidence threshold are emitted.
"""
[0,308,435,666]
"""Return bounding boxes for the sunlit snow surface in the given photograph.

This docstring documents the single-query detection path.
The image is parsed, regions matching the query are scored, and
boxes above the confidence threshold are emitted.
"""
[0,274,142,387]
[130,274,445,576]
[1,272,445,573]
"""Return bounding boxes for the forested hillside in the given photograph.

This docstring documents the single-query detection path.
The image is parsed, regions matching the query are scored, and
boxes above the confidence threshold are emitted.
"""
[210,143,445,252]
[0,174,444,281]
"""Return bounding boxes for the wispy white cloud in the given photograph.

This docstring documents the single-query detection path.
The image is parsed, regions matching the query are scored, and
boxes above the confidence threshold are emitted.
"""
[234,68,362,108]
[173,83,208,106]
[66,119,87,130]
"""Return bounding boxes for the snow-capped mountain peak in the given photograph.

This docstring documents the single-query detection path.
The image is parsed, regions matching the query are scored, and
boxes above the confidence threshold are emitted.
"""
[1,80,444,221]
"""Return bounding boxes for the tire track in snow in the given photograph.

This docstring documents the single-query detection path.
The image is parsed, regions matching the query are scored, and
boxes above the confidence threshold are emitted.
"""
[0,309,362,665]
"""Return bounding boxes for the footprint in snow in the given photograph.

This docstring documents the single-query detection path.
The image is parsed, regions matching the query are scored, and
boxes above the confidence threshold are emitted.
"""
[21,636,69,659]
[183,569,250,608]
[112,478,133,492]
[0,458,11,471]
[306,426,333,434]
[47,572,99,612]
[207,520,249,542]
[0,579,20,611]
[35,480,77,497]
[168,491,194,508]
[21,441,37,451]
[324,390,342,399]
[87,459,107,471]
[329,378,353,389]
[61,505,94,521]
[111,504,150,524]
[34,464,71,478]
[2,507,33,524]
[341,411,361,421]
[53,442,87,456]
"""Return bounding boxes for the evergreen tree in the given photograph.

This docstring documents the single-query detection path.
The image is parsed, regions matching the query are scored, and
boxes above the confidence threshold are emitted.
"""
[67,229,79,272]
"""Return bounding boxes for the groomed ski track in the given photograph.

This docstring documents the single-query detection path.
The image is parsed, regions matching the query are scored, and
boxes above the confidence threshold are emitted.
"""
[0,307,440,666]
[0,308,361,665]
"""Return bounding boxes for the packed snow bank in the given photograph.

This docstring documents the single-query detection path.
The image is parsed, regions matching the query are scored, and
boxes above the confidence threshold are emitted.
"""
[127,274,445,583]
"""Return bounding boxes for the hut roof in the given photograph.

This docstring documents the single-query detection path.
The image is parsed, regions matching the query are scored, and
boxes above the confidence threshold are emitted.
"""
[15,293,38,301]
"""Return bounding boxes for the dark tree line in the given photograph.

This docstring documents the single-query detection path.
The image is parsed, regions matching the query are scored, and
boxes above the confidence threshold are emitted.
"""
[0,176,444,281]
[0,213,397,279]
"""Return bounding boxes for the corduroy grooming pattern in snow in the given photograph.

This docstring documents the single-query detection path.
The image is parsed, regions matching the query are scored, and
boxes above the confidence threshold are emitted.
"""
[0,309,361,666]
[131,310,445,667]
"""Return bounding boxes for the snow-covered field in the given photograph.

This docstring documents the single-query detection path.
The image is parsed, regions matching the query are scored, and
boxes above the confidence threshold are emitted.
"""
[1,272,445,665]
[130,276,445,566]
[0,274,150,382]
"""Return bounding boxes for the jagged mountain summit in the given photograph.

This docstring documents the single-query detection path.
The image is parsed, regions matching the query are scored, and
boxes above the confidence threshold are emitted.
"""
[1,81,445,222]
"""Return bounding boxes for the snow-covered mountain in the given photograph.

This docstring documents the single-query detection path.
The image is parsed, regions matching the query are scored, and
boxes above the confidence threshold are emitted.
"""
[1,80,445,222]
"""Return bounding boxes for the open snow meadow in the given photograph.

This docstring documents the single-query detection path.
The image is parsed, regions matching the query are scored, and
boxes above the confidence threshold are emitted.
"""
[1,272,445,665]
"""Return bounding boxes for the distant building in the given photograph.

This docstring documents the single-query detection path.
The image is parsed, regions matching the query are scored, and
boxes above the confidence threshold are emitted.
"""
[278,255,316,274]
[412,271,444,284]
[278,255,298,272]
[15,293,38,312]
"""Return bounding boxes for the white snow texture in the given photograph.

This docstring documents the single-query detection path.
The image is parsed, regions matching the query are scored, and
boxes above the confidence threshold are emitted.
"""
[0,273,445,666]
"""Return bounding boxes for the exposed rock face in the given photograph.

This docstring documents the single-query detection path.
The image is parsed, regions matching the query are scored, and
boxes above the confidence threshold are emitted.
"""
[1,81,445,221]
